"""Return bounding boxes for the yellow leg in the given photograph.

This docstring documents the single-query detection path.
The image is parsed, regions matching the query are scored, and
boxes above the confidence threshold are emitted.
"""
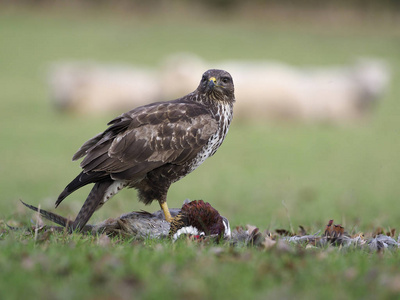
[160,201,172,222]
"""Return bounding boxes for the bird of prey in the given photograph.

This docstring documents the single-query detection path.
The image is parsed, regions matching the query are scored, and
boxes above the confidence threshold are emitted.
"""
[54,69,235,231]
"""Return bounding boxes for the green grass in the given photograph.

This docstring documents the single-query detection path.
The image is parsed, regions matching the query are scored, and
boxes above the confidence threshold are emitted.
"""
[2,230,400,300]
[1,6,400,299]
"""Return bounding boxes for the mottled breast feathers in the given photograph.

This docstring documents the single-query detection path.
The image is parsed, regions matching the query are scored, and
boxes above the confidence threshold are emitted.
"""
[72,99,219,179]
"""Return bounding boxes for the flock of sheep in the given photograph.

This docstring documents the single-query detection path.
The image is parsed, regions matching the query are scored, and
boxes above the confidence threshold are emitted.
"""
[48,53,390,124]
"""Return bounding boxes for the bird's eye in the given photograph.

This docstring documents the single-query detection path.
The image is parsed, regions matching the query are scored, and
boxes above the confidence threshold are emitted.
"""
[202,75,208,82]
[221,77,231,84]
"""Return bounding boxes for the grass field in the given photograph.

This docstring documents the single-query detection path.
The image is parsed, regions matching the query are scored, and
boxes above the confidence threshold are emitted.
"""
[1,6,400,299]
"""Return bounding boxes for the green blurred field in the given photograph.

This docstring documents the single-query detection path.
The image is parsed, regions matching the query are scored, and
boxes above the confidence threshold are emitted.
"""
[1,7,400,299]
[2,7,400,228]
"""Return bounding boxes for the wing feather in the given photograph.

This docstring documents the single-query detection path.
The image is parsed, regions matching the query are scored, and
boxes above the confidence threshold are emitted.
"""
[74,100,218,180]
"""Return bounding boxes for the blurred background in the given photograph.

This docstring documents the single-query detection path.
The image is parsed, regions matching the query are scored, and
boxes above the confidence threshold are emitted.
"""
[1,0,400,230]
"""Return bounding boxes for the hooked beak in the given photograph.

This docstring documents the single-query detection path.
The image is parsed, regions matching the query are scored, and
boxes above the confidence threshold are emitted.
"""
[208,77,216,89]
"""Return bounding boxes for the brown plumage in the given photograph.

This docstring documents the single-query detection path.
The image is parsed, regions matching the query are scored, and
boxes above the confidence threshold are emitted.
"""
[55,69,235,231]
[169,200,230,240]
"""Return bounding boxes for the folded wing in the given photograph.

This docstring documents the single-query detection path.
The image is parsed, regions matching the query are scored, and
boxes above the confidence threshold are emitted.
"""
[73,100,218,181]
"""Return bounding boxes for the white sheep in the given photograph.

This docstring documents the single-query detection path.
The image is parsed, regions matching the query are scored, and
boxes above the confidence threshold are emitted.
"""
[48,62,161,115]
[48,54,390,124]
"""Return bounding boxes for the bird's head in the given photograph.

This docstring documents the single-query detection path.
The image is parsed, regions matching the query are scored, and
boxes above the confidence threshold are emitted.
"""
[169,200,231,241]
[197,69,235,103]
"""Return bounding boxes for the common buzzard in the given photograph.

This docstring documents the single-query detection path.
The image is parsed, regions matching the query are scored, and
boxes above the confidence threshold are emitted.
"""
[55,69,235,231]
